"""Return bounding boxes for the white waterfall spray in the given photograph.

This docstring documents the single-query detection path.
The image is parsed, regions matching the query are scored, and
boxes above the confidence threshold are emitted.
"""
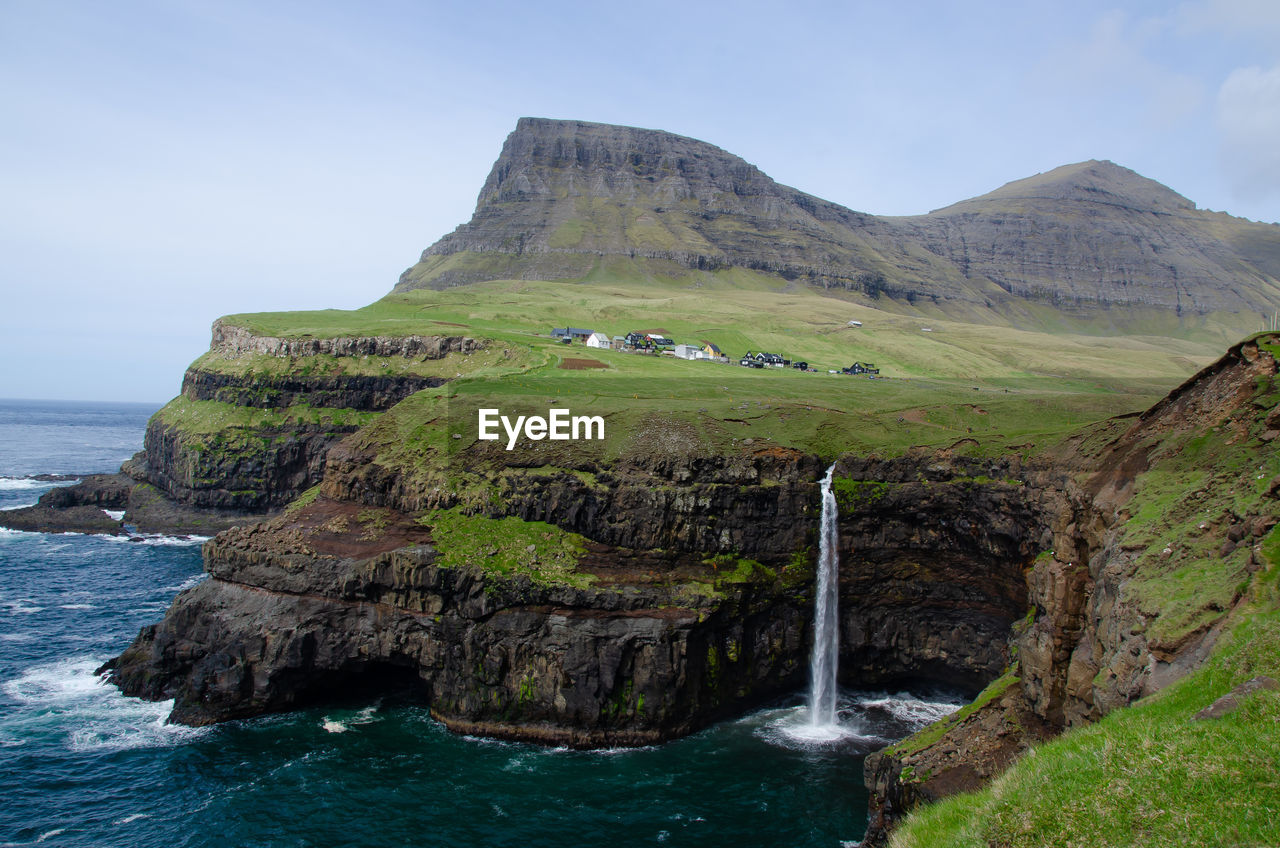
[808,463,841,728]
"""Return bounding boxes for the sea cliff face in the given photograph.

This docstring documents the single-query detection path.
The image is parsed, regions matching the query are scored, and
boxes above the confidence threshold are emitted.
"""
[106,447,1048,747]
[97,330,1279,843]
[107,497,809,745]
[138,324,486,514]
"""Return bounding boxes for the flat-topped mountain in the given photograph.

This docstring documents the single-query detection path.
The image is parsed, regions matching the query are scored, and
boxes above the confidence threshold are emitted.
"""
[397,118,1280,332]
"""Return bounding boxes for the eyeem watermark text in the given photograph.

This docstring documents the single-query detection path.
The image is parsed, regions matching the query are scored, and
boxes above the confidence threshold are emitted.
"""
[478,408,605,450]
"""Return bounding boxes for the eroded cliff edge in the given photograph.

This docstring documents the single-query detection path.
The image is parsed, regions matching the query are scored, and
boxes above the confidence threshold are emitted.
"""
[860,334,1280,845]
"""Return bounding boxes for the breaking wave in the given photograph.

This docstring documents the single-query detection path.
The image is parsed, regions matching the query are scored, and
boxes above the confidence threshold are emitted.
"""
[0,656,209,754]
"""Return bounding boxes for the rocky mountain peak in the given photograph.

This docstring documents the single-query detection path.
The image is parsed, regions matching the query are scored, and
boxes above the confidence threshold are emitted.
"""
[395,119,1280,331]
[934,159,1196,216]
[474,117,781,209]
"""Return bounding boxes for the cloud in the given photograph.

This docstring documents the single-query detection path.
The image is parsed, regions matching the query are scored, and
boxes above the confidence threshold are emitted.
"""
[1216,64,1280,203]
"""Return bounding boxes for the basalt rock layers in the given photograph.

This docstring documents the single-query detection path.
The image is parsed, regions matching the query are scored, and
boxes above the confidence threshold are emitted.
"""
[102,333,1278,839]
[105,497,808,744]
[859,335,1280,845]
[106,446,1049,747]
[140,324,484,513]
[0,469,258,536]
[1,325,487,536]
[397,118,1280,330]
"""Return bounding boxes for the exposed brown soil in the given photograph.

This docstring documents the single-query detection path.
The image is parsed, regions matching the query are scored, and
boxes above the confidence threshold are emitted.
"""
[279,498,431,557]
[558,358,609,370]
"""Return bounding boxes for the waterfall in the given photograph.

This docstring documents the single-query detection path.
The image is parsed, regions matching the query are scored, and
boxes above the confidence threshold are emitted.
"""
[808,463,840,728]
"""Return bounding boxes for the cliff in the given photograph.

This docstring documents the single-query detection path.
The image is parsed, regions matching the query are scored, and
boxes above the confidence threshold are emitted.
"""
[105,438,1056,747]
[860,334,1280,844]
[95,320,1278,843]
[396,118,1280,330]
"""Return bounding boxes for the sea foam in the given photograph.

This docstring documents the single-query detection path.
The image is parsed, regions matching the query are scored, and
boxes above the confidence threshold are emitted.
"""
[97,533,211,547]
[854,692,962,725]
[0,477,76,492]
[0,656,208,753]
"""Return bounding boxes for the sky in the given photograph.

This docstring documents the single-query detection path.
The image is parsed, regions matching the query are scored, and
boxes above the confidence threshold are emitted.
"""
[3,0,1279,402]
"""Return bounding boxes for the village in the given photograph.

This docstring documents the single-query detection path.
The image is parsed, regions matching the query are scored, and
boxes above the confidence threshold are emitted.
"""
[548,326,882,377]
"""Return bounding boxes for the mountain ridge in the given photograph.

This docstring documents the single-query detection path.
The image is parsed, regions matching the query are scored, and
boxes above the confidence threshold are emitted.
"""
[396,118,1280,333]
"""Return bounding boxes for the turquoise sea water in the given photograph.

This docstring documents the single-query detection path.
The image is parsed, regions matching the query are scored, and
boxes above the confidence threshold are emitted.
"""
[0,399,959,847]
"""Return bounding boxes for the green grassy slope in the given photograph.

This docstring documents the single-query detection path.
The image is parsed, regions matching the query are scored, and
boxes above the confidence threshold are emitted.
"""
[891,544,1279,848]
[223,276,1218,391]
[202,275,1238,504]
[888,339,1280,848]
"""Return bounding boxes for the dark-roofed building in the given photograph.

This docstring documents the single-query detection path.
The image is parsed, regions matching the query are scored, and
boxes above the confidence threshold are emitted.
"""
[551,327,594,342]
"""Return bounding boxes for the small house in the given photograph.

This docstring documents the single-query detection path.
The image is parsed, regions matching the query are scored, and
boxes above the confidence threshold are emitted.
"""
[739,356,764,369]
[624,332,654,350]
[646,333,674,348]
[702,342,723,357]
[551,327,594,342]
[753,351,786,367]
[843,362,880,376]
[585,332,610,349]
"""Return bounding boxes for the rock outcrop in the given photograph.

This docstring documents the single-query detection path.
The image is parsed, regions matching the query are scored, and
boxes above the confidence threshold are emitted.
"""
[859,335,1280,845]
[136,326,487,513]
[0,470,258,536]
[106,447,1046,746]
[105,496,813,745]
[180,370,448,411]
[397,118,1280,328]
[209,320,482,360]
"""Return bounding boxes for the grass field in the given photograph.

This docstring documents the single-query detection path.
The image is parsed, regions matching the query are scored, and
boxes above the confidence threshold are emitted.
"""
[221,276,1223,390]
[203,275,1239,466]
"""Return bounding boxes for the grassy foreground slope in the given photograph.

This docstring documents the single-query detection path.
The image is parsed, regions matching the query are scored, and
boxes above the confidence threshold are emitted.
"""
[893,544,1279,848]
[888,337,1280,848]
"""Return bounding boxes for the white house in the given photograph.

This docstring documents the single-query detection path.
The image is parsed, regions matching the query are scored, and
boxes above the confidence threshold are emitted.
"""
[585,332,611,349]
[673,344,704,360]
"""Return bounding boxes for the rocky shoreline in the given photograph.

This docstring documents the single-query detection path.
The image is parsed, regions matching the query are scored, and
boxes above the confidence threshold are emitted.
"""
[0,465,268,537]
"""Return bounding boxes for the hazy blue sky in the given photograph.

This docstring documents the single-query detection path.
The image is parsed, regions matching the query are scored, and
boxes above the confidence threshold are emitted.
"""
[3,0,1279,402]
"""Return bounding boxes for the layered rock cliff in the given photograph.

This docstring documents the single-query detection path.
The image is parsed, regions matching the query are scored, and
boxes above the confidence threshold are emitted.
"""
[396,118,1280,328]
[860,334,1280,844]
[138,323,486,513]
[99,322,1278,842]
[106,442,1051,747]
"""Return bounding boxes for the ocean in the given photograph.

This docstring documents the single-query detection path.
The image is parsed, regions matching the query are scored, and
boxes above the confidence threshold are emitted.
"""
[0,399,959,848]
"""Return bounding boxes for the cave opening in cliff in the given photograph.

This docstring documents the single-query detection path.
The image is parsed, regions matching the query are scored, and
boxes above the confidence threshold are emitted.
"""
[290,659,431,712]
